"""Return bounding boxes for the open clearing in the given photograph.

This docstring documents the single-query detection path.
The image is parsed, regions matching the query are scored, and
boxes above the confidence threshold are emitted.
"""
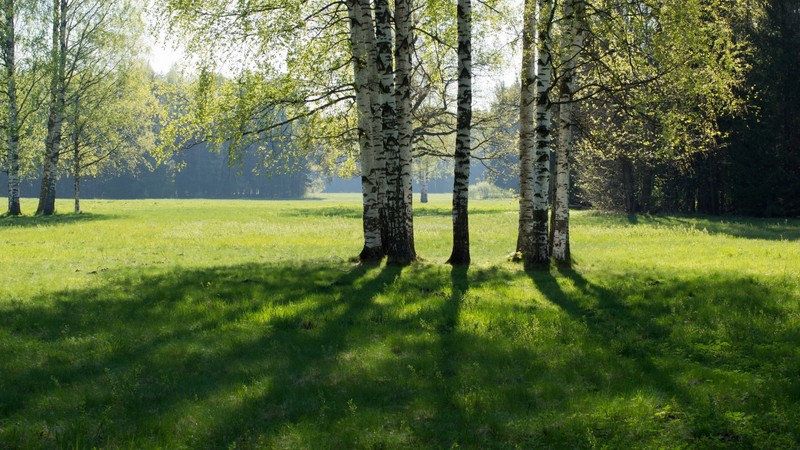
[1,195,799,448]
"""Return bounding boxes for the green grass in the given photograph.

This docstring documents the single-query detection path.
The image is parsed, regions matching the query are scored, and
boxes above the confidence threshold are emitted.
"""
[1,195,799,449]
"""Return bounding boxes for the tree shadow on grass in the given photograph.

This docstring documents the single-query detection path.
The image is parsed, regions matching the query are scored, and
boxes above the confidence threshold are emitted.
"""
[648,215,800,241]
[0,261,391,448]
[587,211,800,241]
[0,212,117,228]
[1,262,798,448]
[527,266,800,448]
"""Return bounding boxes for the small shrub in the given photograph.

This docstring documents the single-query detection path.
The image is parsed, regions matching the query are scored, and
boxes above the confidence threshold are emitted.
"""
[469,181,515,200]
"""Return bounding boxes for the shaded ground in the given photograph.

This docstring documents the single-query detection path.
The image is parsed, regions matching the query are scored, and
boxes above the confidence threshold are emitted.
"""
[1,261,798,449]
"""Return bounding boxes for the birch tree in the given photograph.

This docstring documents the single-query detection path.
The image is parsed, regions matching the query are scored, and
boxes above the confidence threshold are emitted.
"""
[386,0,416,264]
[157,0,404,262]
[65,63,157,213]
[515,0,536,257]
[0,0,43,215]
[346,0,383,261]
[34,0,138,215]
[515,0,554,264]
[551,0,587,263]
[2,0,21,215]
[36,0,66,215]
[447,0,472,265]
[374,0,394,250]
[529,0,554,264]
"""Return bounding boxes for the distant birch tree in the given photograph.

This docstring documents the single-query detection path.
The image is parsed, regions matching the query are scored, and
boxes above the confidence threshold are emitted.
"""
[35,0,138,215]
[65,63,157,213]
[35,0,65,215]
[2,0,21,215]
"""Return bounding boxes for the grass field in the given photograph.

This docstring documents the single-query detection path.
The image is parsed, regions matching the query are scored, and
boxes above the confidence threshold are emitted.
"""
[1,195,799,449]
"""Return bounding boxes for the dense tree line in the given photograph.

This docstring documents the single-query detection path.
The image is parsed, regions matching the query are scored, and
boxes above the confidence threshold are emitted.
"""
[573,0,800,218]
[7,137,308,199]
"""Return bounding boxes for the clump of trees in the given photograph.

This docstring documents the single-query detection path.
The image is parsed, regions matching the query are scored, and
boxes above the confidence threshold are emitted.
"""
[155,0,793,266]
[1,0,159,215]
[5,0,794,265]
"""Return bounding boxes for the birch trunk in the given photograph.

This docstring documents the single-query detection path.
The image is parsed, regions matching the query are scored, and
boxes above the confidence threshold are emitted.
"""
[397,0,416,260]
[551,0,587,263]
[3,0,21,215]
[448,0,472,265]
[420,171,428,203]
[73,151,80,214]
[516,0,537,256]
[347,0,383,262]
[387,0,416,265]
[374,0,394,253]
[360,0,387,259]
[37,0,67,216]
[529,0,553,264]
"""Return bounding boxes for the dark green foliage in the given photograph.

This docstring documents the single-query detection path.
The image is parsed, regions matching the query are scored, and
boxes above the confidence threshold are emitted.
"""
[723,0,800,217]
[572,0,800,217]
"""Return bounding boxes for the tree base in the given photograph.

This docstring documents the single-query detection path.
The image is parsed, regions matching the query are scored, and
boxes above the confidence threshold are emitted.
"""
[523,257,551,271]
[446,252,470,266]
[386,253,415,266]
[553,256,572,269]
[359,246,384,264]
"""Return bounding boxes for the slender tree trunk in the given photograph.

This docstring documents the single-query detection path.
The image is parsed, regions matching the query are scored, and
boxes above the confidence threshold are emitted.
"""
[551,0,587,263]
[375,0,397,255]
[548,102,559,256]
[37,0,67,216]
[387,0,416,265]
[448,0,472,265]
[529,0,553,264]
[420,170,429,203]
[3,0,21,215]
[72,109,80,214]
[516,0,537,257]
[620,156,636,213]
[361,0,387,258]
[347,0,383,262]
[552,1,575,261]
[398,0,416,260]
[73,165,80,214]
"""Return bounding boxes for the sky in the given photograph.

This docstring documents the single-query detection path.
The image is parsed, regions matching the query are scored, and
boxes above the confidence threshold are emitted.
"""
[146,28,185,75]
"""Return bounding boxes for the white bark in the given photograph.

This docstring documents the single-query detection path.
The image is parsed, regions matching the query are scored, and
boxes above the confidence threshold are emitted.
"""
[73,133,80,214]
[530,0,554,264]
[552,0,587,262]
[38,0,68,216]
[375,0,394,251]
[347,0,383,261]
[360,0,386,255]
[387,0,416,264]
[516,0,537,256]
[3,0,21,215]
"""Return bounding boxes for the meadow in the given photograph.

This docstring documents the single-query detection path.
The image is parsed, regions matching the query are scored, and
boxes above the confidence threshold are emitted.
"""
[1,195,799,449]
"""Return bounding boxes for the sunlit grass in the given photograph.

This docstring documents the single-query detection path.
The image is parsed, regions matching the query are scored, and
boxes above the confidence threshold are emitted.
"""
[1,195,798,448]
